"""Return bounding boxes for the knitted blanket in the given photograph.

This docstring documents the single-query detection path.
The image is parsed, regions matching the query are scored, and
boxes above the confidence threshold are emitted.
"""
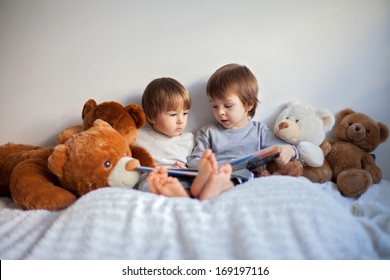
[1,176,389,259]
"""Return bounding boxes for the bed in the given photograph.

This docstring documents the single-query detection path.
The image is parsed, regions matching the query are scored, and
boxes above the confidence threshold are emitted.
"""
[0,175,389,260]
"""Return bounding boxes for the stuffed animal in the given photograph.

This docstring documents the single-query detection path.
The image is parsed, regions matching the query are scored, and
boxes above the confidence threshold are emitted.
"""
[263,102,334,180]
[323,109,389,197]
[57,99,155,168]
[273,102,335,166]
[256,102,328,177]
[0,120,142,210]
[260,159,303,177]
[266,102,335,179]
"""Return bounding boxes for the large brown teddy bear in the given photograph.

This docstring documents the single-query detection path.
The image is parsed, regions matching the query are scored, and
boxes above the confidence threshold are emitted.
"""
[0,120,142,210]
[312,109,389,197]
[57,99,155,168]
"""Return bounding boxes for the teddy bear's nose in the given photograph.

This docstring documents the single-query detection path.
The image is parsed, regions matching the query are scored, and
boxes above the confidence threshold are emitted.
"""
[125,159,140,171]
[279,122,289,129]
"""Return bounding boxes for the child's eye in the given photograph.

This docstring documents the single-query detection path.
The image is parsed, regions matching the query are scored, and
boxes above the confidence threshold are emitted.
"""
[183,111,189,116]
[224,104,233,108]
[169,113,177,117]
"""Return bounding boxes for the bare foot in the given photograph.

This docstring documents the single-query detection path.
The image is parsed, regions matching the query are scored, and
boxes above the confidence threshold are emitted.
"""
[198,164,234,200]
[190,149,218,197]
[155,176,190,197]
[146,167,167,194]
[147,167,189,197]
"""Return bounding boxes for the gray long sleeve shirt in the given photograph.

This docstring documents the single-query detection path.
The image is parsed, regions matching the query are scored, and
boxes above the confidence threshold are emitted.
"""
[187,120,294,169]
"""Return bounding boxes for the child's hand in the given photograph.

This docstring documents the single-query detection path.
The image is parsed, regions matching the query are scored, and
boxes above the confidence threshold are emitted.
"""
[175,162,188,169]
[275,145,296,165]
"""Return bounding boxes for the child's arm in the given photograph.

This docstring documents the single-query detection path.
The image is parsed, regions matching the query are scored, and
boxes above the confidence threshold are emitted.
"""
[186,130,211,169]
[275,145,297,165]
[175,162,187,169]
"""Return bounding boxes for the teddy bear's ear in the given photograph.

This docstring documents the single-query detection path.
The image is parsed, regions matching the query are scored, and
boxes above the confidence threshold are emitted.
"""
[56,125,83,145]
[81,99,97,120]
[335,108,355,125]
[378,122,389,144]
[48,144,69,178]
[125,104,146,129]
[286,101,296,108]
[317,109,335,132]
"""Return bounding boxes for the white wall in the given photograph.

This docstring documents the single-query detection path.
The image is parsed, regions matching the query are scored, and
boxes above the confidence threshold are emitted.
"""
[1,0,389,179]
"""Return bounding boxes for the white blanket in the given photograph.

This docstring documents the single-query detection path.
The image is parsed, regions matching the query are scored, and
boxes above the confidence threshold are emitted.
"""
[0,176,389,259]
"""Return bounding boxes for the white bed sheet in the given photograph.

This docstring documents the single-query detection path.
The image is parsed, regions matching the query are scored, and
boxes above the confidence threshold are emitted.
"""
[0,176,389,260]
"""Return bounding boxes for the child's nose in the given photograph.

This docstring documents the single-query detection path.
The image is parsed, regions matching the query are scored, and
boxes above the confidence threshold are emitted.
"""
[218,108,225,115]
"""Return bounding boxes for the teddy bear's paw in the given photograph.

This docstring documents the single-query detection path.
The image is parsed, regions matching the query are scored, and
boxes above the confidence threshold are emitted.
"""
[10,157,78,210]
[13,187,77,211]
[298,143,325,167]
[320,141,332,156]
[337,170,372,197]
[302,165,332,183]
[367,167,382,184]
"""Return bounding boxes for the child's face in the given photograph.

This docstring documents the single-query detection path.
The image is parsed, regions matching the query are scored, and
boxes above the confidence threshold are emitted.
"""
[209,94,253,129]
[151,108,189,137]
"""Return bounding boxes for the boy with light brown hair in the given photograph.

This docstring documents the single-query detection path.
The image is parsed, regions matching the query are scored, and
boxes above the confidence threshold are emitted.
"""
[135,77,234,199]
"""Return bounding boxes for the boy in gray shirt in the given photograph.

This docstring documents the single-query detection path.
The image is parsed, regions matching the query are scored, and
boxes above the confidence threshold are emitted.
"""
[187,63,298,183]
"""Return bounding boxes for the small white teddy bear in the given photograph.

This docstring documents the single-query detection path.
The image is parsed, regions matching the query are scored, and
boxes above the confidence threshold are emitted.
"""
[273,102,335,167]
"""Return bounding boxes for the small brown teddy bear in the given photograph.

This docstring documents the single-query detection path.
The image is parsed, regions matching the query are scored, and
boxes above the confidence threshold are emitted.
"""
[0,120,142,210]
[263,159,304,177]
[320,109,388,196]
[57,99,155,168]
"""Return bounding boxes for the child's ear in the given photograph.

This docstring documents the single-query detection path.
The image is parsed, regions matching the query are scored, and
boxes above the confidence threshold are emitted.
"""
[245,101,255,112]
[147,117,155,124]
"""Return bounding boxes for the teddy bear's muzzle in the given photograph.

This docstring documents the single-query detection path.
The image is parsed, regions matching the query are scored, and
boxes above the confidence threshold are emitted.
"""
[107,157,141,188]
[347,123,366,142]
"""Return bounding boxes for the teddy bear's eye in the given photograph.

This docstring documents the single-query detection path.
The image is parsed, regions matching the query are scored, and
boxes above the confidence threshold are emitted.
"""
[104,160,111,168]
[286,117,289,120]
[295,119,299,123]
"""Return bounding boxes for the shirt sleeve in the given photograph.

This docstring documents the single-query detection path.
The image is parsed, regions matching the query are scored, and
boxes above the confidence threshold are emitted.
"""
[186,128,211,169]
[291,145,300,160]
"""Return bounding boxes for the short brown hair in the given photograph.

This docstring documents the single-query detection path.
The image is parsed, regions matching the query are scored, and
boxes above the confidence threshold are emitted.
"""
[206,63,259,117]
[142,77,191,124]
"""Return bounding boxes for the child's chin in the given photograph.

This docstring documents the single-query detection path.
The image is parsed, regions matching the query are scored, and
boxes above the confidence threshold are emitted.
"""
[170,131,182,137]
[220,121,231,128]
